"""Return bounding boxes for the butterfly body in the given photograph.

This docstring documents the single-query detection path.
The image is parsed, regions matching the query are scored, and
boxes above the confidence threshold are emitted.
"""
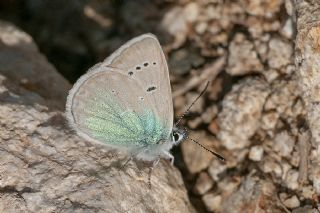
[66,34,186,162]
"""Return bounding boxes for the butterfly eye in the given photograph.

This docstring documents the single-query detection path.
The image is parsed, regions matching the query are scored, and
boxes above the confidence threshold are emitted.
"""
[173,132,180,142]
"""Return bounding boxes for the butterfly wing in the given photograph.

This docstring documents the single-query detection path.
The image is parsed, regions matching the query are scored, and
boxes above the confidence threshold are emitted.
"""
[66,68,171,149]
[100,34,173,136]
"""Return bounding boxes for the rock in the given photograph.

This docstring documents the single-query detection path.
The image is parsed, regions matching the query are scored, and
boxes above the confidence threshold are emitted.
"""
[301,185,316,200]
[201,104,218,124]
[183,2,200,23]
[218,77,270,150]
[221,175,282,213]
[249,146,264,161]
[285,170,299,190]
[169,48,204,75]
[161,6,188,49]
[292,205,319,213]
[280,18,294,39]
[283,195,300,209]
[263,157,283,178]
[240,0,282,18]
[273,131,295,157]
[208,159,227,182]
[310,162,320,194]
[267,38,293,69]
[193,172,214,195]
[295,4,320,149]
[264,79,300,116]
[181,131,217,174]
[202,193,221,212]
[0,20,71,110]
[217,176,241,198]
[260,111,279,133]
[226,33,263,75]
[263,69,280,83]
[0,21,195,213]
[188,116,203,129]
[195,21,208,34]
[208,119,219,135]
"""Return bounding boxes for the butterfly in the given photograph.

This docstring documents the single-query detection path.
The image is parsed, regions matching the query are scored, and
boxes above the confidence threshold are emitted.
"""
[66,34,224,172]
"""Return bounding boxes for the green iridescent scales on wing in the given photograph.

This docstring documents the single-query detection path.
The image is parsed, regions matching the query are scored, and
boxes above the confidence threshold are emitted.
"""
[82,90,170,147]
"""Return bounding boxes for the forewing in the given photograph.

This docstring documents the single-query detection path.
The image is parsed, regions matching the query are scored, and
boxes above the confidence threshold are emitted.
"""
[100,34,173,136]
[66,68,170,149]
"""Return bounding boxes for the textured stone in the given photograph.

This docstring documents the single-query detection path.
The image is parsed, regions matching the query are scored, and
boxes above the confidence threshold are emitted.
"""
[227,33,263,75]
[295,1,320,149]
[268,38,293,69]
[285,170,299,190]
[202,193,221,212]
[274,131,295,157]
[221,176,282,213]
[218,78,270,150]
[0,20,71,110]
[283,195,300,209]
[208,159,227,182]
[181,131,216,174]
[249,146,264,161]
[240,0,283,17]
[193,172,213,195]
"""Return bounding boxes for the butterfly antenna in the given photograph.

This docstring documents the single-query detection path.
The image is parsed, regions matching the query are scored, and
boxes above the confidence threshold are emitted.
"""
[175,81,210,126]
[187,136,225,162]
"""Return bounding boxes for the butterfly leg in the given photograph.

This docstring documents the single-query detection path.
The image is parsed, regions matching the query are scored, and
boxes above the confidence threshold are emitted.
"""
[148,158,160,189]
[163,151,174,165]
[120,156,133,170]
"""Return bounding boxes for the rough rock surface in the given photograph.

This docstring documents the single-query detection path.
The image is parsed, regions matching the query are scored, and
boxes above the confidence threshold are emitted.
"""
[0,22,195,213]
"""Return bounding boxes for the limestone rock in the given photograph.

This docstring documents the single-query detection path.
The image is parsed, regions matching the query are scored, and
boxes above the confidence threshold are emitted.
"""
[221,176,283,213]
[218,77,270,150]
[0,20,71,110]
[227,33,263,75]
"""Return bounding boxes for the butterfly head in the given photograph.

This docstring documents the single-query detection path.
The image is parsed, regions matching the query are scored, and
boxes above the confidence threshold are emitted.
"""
[171,126,187,146]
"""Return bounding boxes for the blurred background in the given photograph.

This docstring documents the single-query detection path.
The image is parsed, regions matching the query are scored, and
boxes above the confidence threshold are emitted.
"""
[1,0,316,212]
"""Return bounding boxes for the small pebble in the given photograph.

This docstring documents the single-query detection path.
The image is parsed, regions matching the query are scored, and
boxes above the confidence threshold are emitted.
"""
[283,195,300,209]
[249,146,264,161]
[193,172,214,195]
[202,193,221,212]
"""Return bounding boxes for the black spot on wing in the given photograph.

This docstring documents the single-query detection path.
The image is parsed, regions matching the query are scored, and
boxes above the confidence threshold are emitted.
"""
[144,62,149,67]
[147,86,157,92]
[128,71,133,76]
[136,66,141,70]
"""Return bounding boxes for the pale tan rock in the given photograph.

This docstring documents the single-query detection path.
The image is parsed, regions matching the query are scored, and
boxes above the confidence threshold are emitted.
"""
[283,195,300,209]
[285,170,300,190]
[240,0,283,18]
[193,172,214,195]
[208,159,227,181]
[268,38,293,69]
[218,77,270,150]
[249,146,264,161]
[226,33,263,75]
[274,131,295,157]
[263,156,282,178]
[202,193,221,212]
[295,1,320,150]
[261,111,279,132]
[0,20,71,110]
[280,18,294,39]
[221,176,282,213]
[181,131,216,174]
